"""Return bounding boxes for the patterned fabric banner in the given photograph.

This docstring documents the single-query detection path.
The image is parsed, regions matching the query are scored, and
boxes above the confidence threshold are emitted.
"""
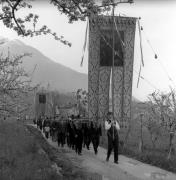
[35,92,53,118]
[88,15,136,127]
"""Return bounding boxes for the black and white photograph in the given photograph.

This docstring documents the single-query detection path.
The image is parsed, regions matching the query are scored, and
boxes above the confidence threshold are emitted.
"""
[0,0,176,179]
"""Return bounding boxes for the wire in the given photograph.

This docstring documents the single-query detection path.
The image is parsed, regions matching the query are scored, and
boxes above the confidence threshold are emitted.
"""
[137,63,141,88]
[140,22,176,88]
[134,69,160,92]
[99,28,122,59]
[114,18,125,48]
[138,19,144,67]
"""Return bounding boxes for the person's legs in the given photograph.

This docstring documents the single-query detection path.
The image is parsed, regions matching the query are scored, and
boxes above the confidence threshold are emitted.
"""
[114,137,119,163]
[57,133,61,147]
[78,138,83,155]
[106,137,113,161]
[45,132,49,139]
[94,136,99,154]
[67,134,70,147]
[86,136,91,150]
[96,136,100,153]
[75,137,79,154]
[61,133,65,147]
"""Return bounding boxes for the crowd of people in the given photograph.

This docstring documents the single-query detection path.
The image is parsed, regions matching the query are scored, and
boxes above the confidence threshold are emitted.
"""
[34,115,102,156]
[34,112,120,164]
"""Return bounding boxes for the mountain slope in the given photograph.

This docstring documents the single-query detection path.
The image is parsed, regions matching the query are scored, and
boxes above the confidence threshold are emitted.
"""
[0,37,88,92]
[0,37,140,102]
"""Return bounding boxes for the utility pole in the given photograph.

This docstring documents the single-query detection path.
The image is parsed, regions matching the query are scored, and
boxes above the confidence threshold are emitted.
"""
[139,113,144,152]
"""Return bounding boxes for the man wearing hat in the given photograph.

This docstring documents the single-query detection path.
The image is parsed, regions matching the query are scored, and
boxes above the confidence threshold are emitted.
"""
[105,112,120,164]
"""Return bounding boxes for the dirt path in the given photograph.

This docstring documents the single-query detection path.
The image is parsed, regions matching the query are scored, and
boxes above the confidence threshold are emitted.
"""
[47,137,139,180]
[28,124,139,180]
[29,124,176,180]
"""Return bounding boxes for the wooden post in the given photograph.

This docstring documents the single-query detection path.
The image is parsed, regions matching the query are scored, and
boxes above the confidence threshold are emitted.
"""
[139,113,144,152]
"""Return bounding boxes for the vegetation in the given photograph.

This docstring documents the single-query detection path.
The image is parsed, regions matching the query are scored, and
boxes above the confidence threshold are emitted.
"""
[0,121,101,180]
[0,122,61,180]
[0,52,37,118]
[27,124,102,180]
[101,90,176,173]
[0,0,133,45]
[1,0,176,175]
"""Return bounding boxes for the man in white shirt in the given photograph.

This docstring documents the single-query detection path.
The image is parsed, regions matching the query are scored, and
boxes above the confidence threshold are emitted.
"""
[105,112,120,164]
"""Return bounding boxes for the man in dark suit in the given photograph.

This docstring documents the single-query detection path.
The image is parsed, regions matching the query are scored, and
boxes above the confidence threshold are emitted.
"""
[91,121,102,155]
[105,112,120,164]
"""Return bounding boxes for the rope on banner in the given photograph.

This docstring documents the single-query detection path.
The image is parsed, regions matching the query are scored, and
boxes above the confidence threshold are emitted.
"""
[114,18,125,48]
[134,69,160,92]
[137,63,141,88]
[140,23,176,88]
[99,29,121,59]
[141,26,158,59]
[138,19,144,67]
[80,19,89,67]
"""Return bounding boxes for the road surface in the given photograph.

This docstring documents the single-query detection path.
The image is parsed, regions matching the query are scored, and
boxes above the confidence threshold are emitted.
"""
[31,124,176,180]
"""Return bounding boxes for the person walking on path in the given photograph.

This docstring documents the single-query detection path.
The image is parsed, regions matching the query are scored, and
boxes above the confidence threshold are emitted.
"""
[105,112,120,164]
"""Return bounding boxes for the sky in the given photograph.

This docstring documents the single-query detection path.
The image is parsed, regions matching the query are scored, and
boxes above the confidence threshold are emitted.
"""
[0,0,176,101]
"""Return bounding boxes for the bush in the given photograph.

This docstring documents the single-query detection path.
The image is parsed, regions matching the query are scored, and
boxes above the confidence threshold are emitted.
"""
[100,128,176,173]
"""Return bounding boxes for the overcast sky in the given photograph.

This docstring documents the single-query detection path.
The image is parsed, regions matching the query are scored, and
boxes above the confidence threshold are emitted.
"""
[0,0,176,101]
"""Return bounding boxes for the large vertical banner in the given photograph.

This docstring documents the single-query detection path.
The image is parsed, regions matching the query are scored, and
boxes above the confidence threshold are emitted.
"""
[35,92,46,118]
[88,15,100,122]
[88,15,136,127]
[35,91,53,118]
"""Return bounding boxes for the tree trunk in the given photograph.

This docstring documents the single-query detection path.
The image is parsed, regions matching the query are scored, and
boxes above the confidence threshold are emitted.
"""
[139,115,144,153]
[123,124,131,148]
[139,139,143,153]
[167,133,174,159]
[150,133,156,150]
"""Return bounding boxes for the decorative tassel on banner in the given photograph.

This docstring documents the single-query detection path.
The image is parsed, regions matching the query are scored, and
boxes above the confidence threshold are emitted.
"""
[140,24,158,60]
[137,63,142,88]
[138,19,144,67]
[80,19,89,67]
[114,18,125,48]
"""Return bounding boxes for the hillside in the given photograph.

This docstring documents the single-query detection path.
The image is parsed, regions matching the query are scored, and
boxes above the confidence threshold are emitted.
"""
[0,37,140,103]
[0,37,88,92]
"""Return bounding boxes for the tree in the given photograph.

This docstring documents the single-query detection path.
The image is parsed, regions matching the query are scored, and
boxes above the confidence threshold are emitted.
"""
[149,91,176,159]
[0,0,71,46]
[0,0,133,44]
[0,51,37,117]
[76,88,88,117]
[144,115,161,150]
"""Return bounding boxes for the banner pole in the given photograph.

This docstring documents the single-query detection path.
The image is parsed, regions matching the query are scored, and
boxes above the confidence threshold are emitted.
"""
[112,2,115,118]
[111,1,115,140]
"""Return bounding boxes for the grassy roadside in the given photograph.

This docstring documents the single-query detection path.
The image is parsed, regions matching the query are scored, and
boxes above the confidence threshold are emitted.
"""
[119,146,176,173]
[27,125,101,180]
[0,121,60,180]
[100,131,176,173]
[0,121,102,180]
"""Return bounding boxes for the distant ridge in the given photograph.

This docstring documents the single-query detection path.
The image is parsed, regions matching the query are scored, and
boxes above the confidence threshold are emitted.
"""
[0,37,140,102]
[0,37,88,92]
